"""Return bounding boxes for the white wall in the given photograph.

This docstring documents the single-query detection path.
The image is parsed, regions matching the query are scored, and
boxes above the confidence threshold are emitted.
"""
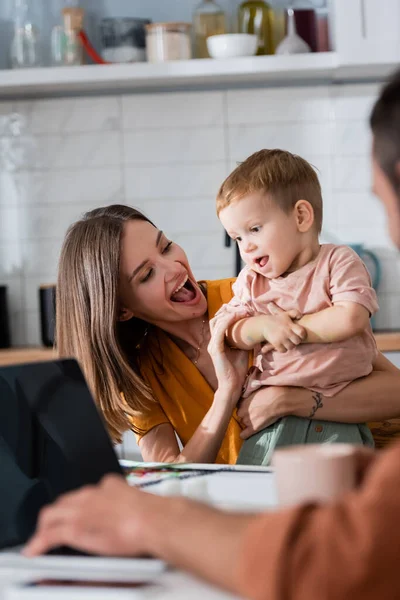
[0,81,397,350]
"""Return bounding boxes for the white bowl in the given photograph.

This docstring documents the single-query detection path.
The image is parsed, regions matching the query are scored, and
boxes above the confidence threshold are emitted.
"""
[206,33,258,59]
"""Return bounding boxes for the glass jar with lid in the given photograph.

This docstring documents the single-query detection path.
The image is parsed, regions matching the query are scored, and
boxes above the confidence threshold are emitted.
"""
[146,22,192,63]
[193,0,226,59]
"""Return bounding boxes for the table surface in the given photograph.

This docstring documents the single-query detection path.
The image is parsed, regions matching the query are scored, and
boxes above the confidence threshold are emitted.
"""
[0,470,276,600]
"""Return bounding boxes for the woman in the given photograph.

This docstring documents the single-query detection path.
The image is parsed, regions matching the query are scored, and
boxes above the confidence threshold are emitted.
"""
[57,204,400,464]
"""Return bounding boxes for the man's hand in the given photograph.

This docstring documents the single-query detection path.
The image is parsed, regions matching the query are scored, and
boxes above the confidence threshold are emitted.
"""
[23,475,155,558]
[261,303,306,353]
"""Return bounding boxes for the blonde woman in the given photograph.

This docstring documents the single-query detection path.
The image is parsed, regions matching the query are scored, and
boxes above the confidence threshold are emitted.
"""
[56,204,400,464]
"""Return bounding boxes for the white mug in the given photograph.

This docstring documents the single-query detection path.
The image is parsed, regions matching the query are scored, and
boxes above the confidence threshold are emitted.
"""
[272,444,358,507]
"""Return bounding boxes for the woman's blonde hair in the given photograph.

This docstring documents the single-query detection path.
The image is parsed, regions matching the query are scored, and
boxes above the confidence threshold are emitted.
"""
[56,205,156,443]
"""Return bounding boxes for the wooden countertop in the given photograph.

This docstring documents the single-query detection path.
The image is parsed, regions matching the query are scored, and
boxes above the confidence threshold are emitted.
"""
[374,332,400,353]
[0,347,56,366]
[0,334,400,368]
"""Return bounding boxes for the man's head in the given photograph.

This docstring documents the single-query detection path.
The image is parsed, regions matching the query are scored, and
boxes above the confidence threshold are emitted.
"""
[370,70,400,247]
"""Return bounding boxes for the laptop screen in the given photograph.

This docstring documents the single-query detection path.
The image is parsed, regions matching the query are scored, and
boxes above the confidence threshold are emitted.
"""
[0,359,123,547]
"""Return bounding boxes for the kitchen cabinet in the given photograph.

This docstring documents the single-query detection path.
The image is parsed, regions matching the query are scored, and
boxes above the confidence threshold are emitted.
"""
[330,0,400,67]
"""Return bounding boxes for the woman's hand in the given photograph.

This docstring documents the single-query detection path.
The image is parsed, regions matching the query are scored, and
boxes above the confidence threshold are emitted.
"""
[237,386,292,439]
[23,475,154,558]
[208,310,249,405]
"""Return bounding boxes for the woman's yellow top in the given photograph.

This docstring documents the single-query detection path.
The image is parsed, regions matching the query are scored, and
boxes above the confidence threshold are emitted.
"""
[133,278,243,464]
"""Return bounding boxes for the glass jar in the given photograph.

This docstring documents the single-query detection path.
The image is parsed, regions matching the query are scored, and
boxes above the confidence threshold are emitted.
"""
[238,0,274,55]
[10,0,42,68]
[146,23,192,63]
[61,6,85,65]
[193,0,226,59]
[100,18,150,63]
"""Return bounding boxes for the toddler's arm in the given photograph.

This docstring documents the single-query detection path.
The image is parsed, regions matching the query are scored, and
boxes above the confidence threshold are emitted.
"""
[227,311,306,353]
[297,301,370,344]
[297,246,378,344]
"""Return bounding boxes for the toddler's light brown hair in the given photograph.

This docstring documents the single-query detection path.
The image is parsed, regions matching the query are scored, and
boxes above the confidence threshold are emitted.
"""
[216,149,323,232]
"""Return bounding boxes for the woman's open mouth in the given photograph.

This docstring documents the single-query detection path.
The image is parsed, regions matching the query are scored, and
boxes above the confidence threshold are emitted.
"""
[170,275,200,304]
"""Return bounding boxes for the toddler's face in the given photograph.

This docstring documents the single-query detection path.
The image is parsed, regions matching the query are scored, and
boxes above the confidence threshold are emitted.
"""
[219,192,303,279]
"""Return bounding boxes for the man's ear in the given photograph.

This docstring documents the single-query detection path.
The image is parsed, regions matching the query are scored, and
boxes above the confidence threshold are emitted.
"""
[118,308,134,322]
[294,200,315,233]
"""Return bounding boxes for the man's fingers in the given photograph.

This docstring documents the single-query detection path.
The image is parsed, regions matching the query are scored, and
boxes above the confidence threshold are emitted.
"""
[23,522,79,557]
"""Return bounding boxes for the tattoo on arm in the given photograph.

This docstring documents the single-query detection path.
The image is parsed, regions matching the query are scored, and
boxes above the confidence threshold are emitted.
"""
[308,392,324,419]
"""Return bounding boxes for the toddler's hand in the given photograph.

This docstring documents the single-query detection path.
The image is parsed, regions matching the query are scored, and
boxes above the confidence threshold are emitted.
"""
[261,303,306,353]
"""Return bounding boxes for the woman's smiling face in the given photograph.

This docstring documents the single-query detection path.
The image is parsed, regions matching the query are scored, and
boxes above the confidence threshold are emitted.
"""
[118,219,208,327]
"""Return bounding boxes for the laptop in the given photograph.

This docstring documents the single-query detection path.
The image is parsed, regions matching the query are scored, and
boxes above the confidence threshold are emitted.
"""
[0,359,164,576]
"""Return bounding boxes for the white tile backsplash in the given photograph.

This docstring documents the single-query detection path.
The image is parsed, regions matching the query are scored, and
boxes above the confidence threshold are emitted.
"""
[0,206,20,242]
[332,121,372,156]
[122,91,224,130]
[227,86,332,125]
[0,172,19,206]
[132,198,222,235]
[124,162,227,200]
[332,155,371,191]
[229,122,333,163]
[1,80,400,342]
[32,132,122,169]
[0,243,22,278]
[15,97,121,135]
[123,127,225,164]
[16,168,123,207]
[331,84,381,122]
[335,192,386,228]
[173,231,234,269]
[18,205,86,241]
[21,239,63,277]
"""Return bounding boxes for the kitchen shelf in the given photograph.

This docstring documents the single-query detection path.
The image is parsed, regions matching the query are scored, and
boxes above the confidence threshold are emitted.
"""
[0,52,397,99]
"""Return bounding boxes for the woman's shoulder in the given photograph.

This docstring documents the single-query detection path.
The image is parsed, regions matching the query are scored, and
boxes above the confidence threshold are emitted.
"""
[199,277,237,317]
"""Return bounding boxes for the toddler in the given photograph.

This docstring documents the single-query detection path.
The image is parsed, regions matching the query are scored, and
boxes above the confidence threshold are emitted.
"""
[214,149,378,465]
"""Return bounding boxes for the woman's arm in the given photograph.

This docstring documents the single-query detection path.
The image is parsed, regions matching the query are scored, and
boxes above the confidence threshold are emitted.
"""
[238,353,400,439]
[139,388,240,464]
[289,353,400,423]
[140,310,249,464]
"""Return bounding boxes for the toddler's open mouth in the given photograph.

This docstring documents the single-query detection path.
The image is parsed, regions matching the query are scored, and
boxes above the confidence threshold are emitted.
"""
[255,256,269,268]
